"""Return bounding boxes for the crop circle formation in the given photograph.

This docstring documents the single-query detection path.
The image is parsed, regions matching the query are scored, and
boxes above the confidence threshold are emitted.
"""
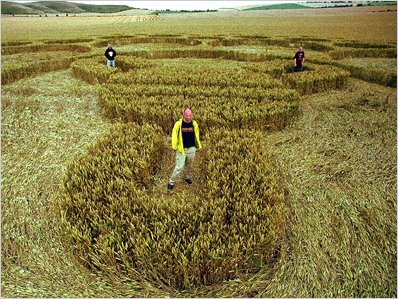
[58,123,285,289]
[60,44,351,290]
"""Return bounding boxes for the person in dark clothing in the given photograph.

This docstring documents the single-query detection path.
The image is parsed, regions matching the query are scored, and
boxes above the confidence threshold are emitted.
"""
[105,43,116,68]
[293,45,305,72]
[167,108,202,191]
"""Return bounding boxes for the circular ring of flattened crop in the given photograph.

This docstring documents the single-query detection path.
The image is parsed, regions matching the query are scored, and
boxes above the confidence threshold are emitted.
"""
[57,123,285,290]
[60,41,351,292]
[249,60,350,95]
[96,57,300,134]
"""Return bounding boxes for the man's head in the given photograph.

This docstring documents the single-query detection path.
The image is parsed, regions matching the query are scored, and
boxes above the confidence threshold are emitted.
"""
[107,43,112,49]
[183,107,192,122]
[298,45,303,51]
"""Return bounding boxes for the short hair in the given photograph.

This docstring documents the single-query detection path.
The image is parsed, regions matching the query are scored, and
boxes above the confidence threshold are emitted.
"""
[183,107,191,113]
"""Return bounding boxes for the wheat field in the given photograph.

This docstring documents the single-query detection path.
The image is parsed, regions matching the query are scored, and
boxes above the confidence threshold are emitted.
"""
[1,5,397,298]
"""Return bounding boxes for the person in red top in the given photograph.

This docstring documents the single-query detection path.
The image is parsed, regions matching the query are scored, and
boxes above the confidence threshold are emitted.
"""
[293,45,305,72]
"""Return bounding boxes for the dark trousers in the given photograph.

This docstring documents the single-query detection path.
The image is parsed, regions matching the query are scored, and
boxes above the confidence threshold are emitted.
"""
[294,65,303,72]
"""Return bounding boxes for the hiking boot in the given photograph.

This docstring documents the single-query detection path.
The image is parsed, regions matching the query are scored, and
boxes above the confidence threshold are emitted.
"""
[167,183,174,191]
[184,178,192,185]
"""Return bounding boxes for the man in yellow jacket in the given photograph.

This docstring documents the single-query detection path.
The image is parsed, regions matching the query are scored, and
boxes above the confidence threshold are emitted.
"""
[168,108,202,191]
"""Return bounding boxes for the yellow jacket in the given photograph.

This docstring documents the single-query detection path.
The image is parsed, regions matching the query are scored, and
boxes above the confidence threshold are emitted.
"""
[171,119,202,155]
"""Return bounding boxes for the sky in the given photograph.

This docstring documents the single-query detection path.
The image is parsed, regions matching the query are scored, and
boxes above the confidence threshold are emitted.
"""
[13,1,301,11]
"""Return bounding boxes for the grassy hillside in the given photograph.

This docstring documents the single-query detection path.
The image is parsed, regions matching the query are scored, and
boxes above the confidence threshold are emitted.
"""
[21,3,59,14]
[1,1,40,15]
[1,1,133,15]
[243,3,311,10]
[367,1,397,6]
[24,1,85,13]
[74,3,133,13]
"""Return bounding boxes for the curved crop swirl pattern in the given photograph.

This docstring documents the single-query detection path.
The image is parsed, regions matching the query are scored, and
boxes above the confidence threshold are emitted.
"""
[60,45,354,291]
[57,124,285,289]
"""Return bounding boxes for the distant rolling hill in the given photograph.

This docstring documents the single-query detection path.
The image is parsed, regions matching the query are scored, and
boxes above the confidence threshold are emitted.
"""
[22,2,60,14]
[24,1,86,13]
[242,3,311,10]
[1,1,134,15]
[1,1,40,14]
